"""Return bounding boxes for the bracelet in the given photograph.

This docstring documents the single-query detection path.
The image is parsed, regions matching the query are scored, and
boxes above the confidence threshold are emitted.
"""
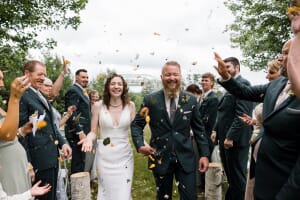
[63,112,71,119]
[17,127,26,137]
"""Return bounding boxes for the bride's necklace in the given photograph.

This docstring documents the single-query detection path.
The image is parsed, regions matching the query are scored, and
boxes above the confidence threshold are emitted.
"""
[109,103,122,107]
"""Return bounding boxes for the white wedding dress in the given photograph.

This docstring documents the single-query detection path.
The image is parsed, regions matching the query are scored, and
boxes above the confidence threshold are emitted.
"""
[96,105,133,200]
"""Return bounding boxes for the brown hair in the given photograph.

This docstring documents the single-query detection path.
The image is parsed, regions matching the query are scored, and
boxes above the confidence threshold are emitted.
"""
[223,57,240,71]
[162,61,181,74]
[186,84,202,95]
[23,60,45,74]
[202,72,215,87]
[102,73,129,109]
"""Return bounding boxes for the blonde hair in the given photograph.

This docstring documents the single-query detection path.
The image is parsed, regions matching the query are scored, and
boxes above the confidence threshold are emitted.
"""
[267,59,282,72]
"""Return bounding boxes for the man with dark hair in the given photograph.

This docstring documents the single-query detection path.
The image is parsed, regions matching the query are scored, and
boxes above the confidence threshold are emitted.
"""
[19,60,72,200]
[65,69,92,174]
[131,61,209,200]
[211,57,253,200]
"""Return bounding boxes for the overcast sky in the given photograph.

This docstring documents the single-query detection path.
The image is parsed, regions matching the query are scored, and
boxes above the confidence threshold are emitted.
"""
[32,0,268,85]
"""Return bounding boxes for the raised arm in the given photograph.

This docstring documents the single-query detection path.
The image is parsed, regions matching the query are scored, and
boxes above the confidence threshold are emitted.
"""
[51,56,68,98]
[0,76,30,141]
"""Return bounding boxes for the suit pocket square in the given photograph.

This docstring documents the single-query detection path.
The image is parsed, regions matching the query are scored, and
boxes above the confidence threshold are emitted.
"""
[286,107,300,115]
[183,111,192,114]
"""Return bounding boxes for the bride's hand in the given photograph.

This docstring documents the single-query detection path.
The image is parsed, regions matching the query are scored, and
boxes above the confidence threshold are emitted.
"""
[78,137,93,152]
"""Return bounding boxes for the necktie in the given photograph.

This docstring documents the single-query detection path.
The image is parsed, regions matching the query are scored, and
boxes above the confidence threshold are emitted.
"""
[275,82,291,108]
[37,91,49,109]
[169,97,176,123]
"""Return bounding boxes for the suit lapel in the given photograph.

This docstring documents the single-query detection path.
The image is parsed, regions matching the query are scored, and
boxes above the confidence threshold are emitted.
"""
[264,79,289,120]
[74,84,90,105]
[28,89,50,110]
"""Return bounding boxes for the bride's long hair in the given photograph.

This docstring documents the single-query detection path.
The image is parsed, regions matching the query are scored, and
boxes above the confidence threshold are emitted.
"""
[102,73,129,109]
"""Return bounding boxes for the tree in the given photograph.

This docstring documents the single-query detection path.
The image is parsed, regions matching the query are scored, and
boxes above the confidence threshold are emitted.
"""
[224,0,291,70]
[0,0,88,52]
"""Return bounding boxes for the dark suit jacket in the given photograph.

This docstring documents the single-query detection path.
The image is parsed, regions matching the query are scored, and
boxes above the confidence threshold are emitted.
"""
[19,88,66,171]
[131,90,209,175]
[199,91,219,144]
[65,84,91,141]
[219,76,300,200]
[215,76,253,147]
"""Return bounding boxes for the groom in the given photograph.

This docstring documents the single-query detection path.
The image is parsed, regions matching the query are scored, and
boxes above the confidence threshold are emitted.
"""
[131,61,209,200]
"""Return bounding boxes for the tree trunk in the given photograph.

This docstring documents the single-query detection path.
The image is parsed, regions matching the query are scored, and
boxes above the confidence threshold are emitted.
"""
[205,162,222,200]
[70,172,91,200]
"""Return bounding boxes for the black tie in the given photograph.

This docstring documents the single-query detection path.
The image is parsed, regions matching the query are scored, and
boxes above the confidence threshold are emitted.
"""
[170,97,176,123]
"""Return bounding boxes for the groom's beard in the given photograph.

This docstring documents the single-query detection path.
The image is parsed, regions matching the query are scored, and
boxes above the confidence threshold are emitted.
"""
[163,81,181,98]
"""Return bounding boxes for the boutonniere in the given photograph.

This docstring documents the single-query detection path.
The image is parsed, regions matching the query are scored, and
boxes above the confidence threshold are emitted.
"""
[83,89,89,97]
[149,96,156,105]
[181,94,190,103]
[288,89,295,97]
[140,107,150,124]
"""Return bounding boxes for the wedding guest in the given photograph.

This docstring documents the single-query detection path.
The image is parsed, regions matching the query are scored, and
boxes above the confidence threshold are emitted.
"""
[19,60,72,200]
[0,180,51,200]
[214,50,300,199]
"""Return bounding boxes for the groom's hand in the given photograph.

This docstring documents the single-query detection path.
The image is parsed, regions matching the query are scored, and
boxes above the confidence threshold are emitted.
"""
[138,145,155,156]
[198,157,209,173]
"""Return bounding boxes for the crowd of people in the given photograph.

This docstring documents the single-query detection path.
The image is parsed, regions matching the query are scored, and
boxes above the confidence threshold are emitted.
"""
[0,5,300,200]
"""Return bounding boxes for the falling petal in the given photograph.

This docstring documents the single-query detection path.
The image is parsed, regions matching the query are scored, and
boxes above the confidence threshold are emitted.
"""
[175,181,179,186]
[191,61,197,65]
[103,137,111,145]
[153,32,161,36]
[163,194,169,199]
[149,164,155,169]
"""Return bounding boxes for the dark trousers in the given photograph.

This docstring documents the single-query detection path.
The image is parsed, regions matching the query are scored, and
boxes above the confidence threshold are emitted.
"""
[153,155,197,200]
[220,144,249,200]
[35,167,58,200]
[68,139,85,174]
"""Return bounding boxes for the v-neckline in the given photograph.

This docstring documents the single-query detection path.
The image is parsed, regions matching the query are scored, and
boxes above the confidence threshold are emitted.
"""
[106,105,126,128]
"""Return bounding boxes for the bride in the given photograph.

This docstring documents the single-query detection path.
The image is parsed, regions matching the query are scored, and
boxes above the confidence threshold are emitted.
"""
[80,73,135,200]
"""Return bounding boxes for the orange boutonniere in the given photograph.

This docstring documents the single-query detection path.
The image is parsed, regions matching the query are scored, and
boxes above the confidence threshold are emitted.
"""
[181,94,190,103]
[36,120,47,129]
[140,107,150,124]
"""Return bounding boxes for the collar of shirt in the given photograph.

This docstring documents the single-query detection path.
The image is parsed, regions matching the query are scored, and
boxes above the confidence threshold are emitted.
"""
[30,86,39,94]
[203,89,212,99]
[75,83,85,91]
[164,92,179,114]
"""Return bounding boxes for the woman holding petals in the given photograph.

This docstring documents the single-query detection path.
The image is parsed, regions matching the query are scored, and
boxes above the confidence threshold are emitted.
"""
[79,73,135,200]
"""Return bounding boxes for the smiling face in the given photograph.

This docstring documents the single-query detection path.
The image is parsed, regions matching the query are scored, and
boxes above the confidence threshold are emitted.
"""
[25,63,46,90]
[76,71,89,88]
[109,76,124,98]
[161,62,182,96]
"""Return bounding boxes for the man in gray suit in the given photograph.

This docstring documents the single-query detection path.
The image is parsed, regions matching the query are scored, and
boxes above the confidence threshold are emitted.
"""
[214,50,300,200]
[212,57,253,200]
